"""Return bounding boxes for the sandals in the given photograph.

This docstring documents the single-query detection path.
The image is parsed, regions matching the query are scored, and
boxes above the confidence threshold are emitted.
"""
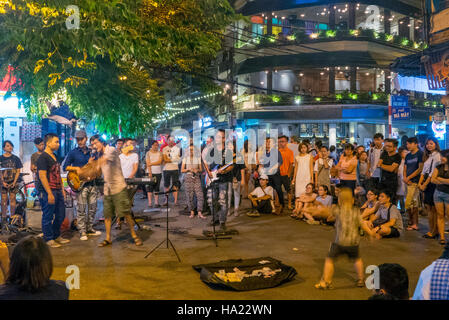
[189,214,195,219]
[314,281,333,290]
[423,233,438,239]
[98,240,112,247]
[406,225,418,231]
[132,236,143,246]
[439,239,447,245]
[198,214,207,220]
[356,279,365,288]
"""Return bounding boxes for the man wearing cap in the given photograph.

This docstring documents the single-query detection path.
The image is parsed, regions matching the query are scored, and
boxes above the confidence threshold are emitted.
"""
[64,130,101,241]
[247,174,276,216]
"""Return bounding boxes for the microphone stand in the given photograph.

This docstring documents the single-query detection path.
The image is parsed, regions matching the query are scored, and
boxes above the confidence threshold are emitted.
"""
[196,180,232,247]
[144,185,181,262]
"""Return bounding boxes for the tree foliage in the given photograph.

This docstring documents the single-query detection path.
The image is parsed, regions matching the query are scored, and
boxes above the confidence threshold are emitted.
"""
[0,0,235,136]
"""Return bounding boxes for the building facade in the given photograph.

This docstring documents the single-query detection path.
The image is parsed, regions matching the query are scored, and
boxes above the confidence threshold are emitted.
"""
[216,0,441,147]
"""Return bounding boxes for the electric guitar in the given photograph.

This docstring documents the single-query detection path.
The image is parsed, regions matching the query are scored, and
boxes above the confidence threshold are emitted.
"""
[202,155,236,187]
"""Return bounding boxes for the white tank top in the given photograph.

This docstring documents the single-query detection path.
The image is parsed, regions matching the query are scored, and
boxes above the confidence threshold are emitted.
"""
[147,151,162,174]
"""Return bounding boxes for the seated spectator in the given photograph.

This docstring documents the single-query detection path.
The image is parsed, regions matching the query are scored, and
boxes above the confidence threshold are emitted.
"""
[364,191,404,239]
[413,243,449,300]
[0,236,69,300]
[368,263,409,300]
[291,183,317,219]
[302,185,333,225]
[247,175,276,217]
[0,241,9,283]
[361,189,380,220]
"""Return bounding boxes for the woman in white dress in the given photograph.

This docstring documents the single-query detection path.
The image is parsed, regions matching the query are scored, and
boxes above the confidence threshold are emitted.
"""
[292,142,314,214]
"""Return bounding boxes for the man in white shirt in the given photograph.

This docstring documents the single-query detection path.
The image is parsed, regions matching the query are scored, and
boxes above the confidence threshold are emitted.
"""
[247,175,276,216]
[367,133,384,190]
[90,135,142,247]
[162,136,181,205]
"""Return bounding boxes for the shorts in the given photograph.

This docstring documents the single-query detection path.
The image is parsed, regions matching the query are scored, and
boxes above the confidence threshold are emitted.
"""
[1,186,17,194]
[146,174,162,193]
[103,188,131,219]
[280,175,291,193]
[383,227,400,238]
[163,170,179,189]
[339,180,356,192]
[328,243,360,259]
[424,183,436,206]
[434,189,449,205]
[405,183,420,209]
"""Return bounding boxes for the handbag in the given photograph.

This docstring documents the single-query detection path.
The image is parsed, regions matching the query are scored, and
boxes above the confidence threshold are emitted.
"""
[422,158,434,181]
[373,204,392,228]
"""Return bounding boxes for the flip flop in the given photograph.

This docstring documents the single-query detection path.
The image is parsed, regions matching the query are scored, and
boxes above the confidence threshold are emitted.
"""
[133,236,143,246]
[98,240,112,247]
[314,281,333,290]
[406,226,418,231]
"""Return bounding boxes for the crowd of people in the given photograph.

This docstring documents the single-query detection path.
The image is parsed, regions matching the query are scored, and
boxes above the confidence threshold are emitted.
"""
[0,128,447,299]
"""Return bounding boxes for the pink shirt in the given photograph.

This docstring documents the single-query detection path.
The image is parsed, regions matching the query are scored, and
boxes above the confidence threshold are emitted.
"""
[338,156,358,181]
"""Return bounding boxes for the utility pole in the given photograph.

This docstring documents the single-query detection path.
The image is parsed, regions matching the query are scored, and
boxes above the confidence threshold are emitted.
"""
[227,23,236,128]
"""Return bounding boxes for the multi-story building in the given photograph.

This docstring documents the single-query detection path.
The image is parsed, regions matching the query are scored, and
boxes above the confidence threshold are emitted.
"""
[216,0,442,147]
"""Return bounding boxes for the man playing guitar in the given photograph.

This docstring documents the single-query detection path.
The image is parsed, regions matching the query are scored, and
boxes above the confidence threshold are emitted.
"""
[202,129,234,231]
[64,130,101,241]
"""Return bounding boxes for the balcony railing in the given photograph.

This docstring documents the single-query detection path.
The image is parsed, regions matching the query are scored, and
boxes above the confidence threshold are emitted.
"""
[236,28,427,52]
[235,92,444,110]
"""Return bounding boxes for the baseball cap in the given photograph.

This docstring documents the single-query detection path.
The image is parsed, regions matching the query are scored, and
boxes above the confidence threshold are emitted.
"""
[260,174,269,180]
[75,130,87,139]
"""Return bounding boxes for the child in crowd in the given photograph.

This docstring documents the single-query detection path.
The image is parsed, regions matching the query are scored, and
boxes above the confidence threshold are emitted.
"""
[315,188,370,289]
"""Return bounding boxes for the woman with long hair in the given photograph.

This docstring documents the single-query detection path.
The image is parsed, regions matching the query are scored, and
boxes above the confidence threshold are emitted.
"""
[335,144,358,191]
[291,183,317,219]
[431,149,449,245]
[419,137,441,240]
[181,144,205,219]
[0,236,69,300]
[302,185,333,224]
[292,142,314,200]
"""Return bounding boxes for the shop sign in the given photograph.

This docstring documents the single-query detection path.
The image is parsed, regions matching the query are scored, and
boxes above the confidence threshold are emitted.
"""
[391,95,410,120]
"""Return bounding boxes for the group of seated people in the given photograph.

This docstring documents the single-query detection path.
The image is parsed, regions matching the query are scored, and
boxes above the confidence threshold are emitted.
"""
[248,176,404,240]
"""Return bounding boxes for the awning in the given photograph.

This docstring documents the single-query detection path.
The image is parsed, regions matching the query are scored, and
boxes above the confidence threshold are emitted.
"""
[391,41,449,77]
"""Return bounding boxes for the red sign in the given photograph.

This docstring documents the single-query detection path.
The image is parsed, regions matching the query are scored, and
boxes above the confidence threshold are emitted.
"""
[0,66,18,91]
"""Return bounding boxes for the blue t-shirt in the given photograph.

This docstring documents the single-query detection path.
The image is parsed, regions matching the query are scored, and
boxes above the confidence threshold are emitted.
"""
[405,150,423,183]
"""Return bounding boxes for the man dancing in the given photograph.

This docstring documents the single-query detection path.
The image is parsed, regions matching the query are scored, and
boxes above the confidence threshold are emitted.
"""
[64,130,101,241]
[90,135,142,247]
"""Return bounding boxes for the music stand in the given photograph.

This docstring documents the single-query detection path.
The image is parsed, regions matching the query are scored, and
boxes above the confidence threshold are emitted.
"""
[144,186,181,262]
[196,181,232,247]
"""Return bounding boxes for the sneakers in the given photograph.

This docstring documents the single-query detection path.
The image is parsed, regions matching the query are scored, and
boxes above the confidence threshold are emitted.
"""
[80,233,88,241]
[47,240,61,248]
[87,229,102,236]
[55,237,70,244]
[247,211,260,217]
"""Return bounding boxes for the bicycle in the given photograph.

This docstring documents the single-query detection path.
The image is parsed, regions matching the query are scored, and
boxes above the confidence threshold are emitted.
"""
[1,173,38,234]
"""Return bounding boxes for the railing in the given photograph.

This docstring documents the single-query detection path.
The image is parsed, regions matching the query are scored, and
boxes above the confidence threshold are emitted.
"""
[236,28,427,52]
[234,92,444,110]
